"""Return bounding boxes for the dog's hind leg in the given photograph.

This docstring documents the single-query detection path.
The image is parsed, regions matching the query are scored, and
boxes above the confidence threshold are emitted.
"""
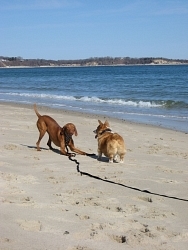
[113,154,119,162]
[109,154,114,163]
[36,129,46,151]
[36,120,47,151]
[119,153,125,163]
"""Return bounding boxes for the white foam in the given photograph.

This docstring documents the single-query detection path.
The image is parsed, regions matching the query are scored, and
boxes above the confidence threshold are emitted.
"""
[2,92,163,108]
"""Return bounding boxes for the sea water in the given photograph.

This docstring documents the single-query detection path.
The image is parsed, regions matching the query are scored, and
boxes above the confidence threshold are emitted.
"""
[0,65,188,132]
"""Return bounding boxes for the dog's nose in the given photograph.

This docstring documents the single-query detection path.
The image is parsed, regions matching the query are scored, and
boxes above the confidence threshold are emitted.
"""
[93,130,96,133]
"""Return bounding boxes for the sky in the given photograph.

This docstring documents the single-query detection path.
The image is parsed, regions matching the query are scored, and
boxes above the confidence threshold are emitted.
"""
[1,0,188,60]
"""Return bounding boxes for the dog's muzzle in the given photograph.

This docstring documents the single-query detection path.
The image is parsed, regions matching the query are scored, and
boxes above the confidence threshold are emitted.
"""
[93,130,98,139]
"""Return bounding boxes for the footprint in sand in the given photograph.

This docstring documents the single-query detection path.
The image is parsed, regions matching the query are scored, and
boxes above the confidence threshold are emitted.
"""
[110,234,127,243]
[142,207,175,219]
[4,144,18,150]
[17,220,42,232]
[67,246,93,250]
[76,214,90,220]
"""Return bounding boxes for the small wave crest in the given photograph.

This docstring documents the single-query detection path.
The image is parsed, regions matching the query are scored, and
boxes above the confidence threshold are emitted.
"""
[6,92,76,101]
[2,92,188,109]
[162,100,188,109]
[4,92,161,107]
[79,96,161,107]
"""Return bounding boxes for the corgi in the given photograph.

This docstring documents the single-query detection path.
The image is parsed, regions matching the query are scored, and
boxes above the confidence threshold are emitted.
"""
[93,120,126,163]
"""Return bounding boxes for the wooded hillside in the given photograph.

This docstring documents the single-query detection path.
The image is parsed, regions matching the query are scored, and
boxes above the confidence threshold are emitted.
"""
[0,56,188,67]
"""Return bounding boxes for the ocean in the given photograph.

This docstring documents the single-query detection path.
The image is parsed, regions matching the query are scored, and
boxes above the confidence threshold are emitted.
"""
[0,65,188,132]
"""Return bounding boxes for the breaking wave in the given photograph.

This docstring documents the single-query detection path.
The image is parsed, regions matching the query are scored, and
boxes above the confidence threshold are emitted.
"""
[2,92,188,109]
[2,92,181,108]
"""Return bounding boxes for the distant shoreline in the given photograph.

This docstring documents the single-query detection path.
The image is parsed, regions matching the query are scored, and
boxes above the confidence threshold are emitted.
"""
[1,63,188,69]
[1,56,188,68]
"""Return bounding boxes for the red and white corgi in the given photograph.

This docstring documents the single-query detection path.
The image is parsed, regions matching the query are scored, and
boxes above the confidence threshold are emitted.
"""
[93,120,126,163]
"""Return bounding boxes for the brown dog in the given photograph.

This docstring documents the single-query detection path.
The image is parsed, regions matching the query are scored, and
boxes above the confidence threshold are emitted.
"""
[34,104,86,156]
[93,120,126,163]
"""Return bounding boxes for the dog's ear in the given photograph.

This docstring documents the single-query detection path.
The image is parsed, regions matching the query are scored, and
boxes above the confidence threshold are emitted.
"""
[104,120,110,127]
[74,125,78,136]
[98,120,103,125]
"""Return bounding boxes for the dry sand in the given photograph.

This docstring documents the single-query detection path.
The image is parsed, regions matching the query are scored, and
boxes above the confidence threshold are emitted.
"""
[0,103,188,250]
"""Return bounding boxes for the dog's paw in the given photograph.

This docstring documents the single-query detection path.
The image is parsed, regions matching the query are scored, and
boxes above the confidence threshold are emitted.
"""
[97,155,102,160]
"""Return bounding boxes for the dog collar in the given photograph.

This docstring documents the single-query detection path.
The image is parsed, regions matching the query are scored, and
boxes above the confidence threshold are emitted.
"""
[99,128,112,135]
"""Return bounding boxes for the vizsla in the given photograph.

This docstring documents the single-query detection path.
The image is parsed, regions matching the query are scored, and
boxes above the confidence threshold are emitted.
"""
[34,104,86,156]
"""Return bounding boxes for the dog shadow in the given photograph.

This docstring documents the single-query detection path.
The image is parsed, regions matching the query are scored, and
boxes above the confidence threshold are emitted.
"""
[20,144,61,154]
[20,144,116,162]
[20,144,97,158]
[86,153,114,162]
[86,153,97,159]
[97,156,119,163]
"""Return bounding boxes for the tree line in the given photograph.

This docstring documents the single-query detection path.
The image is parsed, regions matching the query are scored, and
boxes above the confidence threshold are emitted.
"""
[0,56,188,67]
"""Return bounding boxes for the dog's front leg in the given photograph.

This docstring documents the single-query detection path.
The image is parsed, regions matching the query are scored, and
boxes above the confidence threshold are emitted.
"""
[60,148,69,156]
[60,144,70,156]
[97,149,102,161]
[47,136,53,150]
[68,140,86,155]
[59,142,75,156]
[69,146,86,155]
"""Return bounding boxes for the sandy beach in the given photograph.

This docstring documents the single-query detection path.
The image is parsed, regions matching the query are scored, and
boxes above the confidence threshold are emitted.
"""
[0,102,188,250]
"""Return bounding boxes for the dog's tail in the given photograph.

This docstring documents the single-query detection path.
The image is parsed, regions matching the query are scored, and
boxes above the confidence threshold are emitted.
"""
[34,104,41,118]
